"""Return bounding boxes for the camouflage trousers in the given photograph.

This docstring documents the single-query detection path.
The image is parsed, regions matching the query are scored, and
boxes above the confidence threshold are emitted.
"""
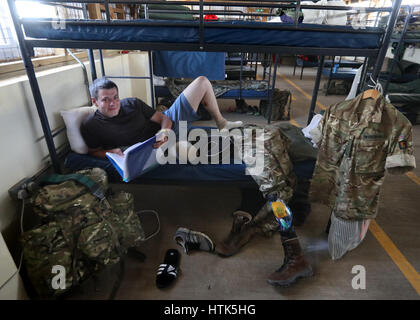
[239,123,297,236]
[242,123,296,202]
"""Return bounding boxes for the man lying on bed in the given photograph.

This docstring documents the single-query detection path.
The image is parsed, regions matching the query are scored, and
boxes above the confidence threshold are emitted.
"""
[80,76,242,160]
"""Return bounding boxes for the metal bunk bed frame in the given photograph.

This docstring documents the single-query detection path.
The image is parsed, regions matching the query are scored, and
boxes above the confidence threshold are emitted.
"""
[7,0,403,173]
[384,4,420,95]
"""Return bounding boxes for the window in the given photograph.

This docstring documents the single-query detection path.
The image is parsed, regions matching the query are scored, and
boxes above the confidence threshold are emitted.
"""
[0,1,88,68]
[0,0,20,62]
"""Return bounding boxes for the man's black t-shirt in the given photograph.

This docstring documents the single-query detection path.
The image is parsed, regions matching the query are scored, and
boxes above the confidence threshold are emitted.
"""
[81,98,160,150]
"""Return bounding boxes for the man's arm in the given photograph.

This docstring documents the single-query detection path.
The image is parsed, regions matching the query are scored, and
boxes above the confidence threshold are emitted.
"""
[150,111,172,130]
[150,111,172,148]
[88,147,123,158]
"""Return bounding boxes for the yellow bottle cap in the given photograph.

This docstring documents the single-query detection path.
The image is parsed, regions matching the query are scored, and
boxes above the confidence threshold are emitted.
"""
[271,201,289,219]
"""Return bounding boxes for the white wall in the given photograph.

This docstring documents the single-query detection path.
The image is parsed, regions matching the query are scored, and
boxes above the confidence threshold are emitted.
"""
[0,232,27,300]
[0,51,150,299]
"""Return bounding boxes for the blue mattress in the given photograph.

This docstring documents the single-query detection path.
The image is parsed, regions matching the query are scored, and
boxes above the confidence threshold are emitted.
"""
[23,19,383,49]
[65,152,314,184]
[64,151,253,183]
[141,163,251,182]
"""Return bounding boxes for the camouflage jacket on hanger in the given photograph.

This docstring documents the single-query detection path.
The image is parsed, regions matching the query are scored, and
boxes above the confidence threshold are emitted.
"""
[309,93,416,220]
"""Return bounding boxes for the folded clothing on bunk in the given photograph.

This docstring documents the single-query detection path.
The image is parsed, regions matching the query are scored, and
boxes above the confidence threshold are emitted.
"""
[164,78,268,99]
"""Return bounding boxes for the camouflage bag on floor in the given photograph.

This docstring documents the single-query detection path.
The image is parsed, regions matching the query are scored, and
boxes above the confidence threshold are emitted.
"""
[21,168,145,298]
[324,80,351,95]
[259,89,292,121]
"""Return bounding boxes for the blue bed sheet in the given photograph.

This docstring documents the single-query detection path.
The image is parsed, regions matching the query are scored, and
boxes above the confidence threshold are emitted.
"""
[141,163,251,182]
[153,51,225,80]
[219,89,269,99]
[23,19,383,49]
[322,68,358,79]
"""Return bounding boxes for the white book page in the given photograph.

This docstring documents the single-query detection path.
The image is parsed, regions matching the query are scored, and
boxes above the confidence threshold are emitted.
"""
[105,152,127,172]
[123,131,164,155]
[123,140,145,155]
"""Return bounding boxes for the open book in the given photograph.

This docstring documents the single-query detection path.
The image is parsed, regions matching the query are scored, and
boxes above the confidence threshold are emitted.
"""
[106,134,161,182]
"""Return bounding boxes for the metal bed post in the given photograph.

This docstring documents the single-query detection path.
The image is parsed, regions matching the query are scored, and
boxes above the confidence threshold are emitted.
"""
[266,53,279,125]
[88,49,97,81]
[307,55,325,125]
[98,49,106,77]
[148,51,156,109]
[325,55,335,96]
[239,52,243,101]
[81,1,97,81]
[357,57,369,95]
[264,52,274,120]
[267,53,273,88]
[199,0,204,50]
[7,0,61,173]
[262,53,268,80]
[294,0,301,27]
[254,54,258,80]
[143,4,148,19]
[293,55,297,77]
[370,0,403,84]
[81,2,89,19]
[104,0,111,24]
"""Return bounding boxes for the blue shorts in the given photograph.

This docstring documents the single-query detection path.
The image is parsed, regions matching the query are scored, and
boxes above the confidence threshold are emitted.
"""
[162,93,201,134]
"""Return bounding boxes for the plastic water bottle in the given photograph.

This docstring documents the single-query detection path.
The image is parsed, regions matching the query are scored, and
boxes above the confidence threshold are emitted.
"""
[269,199,293,232]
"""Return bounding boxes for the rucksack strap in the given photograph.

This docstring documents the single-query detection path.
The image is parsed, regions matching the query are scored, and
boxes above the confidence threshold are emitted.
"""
[40,173,105,200]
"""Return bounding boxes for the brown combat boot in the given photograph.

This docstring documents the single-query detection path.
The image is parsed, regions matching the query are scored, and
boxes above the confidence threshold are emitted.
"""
[217,211,257,257]
[267,238,313,286]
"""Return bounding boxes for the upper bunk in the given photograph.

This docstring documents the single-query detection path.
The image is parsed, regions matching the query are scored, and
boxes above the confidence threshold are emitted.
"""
[390,5,420,42]
[22,19,384,56]
[9,0,397,58]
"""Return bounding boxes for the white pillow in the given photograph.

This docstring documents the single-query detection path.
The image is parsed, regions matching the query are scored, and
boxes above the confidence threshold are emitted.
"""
[61,106,97,154]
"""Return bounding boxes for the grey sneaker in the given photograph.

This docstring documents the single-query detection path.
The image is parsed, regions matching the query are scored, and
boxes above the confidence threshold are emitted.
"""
[174,227,215,254]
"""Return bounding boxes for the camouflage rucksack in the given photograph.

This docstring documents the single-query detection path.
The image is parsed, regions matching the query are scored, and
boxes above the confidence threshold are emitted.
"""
[260,89,292,121]
[21,168,145,298]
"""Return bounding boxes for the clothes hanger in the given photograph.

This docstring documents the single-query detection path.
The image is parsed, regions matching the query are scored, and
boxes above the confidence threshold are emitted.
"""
[362,75,383,101]
[362,88,380,100]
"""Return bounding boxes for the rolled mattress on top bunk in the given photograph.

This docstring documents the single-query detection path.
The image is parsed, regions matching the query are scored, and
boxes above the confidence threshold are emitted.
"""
[23,19,383,49]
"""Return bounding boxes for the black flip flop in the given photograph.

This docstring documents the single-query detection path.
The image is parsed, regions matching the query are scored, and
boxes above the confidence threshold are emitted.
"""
[156,249,180,289]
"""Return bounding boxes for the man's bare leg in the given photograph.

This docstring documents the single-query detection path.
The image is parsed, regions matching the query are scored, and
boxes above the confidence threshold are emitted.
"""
[182,76,243,130]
